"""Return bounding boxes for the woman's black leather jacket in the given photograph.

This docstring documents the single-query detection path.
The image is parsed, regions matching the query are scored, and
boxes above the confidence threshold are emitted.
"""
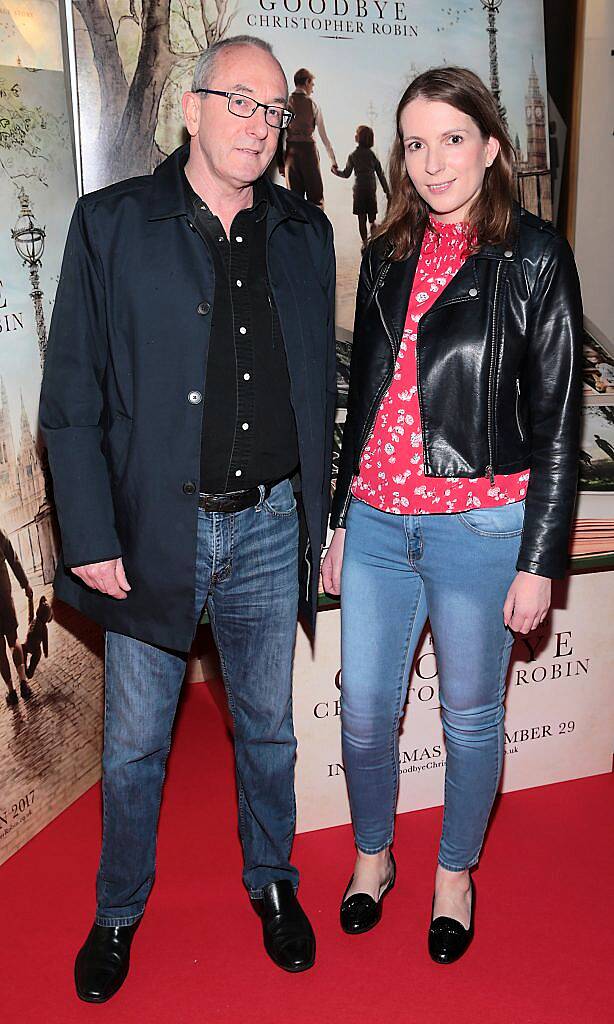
[331,205,583,579]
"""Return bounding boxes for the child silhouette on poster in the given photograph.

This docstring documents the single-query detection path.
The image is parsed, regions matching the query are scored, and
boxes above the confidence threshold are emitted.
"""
[332,125,390,248]
[22,595,53,680]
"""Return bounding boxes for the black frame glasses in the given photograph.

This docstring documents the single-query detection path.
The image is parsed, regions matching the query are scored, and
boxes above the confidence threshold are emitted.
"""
[194,89,294,130]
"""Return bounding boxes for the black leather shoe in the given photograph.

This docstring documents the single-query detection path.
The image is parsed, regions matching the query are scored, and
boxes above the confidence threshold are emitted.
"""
[74,920,141,1002]
[252,881,315,972]
[340,851,396,935]
[428,876,474,964]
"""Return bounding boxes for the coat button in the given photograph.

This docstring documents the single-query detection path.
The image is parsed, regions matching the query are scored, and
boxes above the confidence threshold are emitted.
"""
[468,287,478,297]
[504,250,513,258]
[197,301,211,315]
[188,391,202,404]
[183,481,196,495]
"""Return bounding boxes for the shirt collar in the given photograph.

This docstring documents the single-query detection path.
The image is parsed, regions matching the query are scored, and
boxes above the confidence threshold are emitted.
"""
[149,144,308,225]
[182,168,268,223]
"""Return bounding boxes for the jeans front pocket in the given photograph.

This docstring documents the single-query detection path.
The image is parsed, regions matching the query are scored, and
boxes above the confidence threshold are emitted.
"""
[457,500,525,538]
[262,478,297,517]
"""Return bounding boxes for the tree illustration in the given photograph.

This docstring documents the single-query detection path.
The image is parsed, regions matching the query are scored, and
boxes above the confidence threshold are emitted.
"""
[73,0,238,187]
[0,74,69,190]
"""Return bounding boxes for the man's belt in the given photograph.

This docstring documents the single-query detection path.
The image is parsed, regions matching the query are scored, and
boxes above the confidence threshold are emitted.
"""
[198,482,273,513]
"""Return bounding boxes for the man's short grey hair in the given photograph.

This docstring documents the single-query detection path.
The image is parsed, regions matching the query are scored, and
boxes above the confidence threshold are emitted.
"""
[191,35,287,93]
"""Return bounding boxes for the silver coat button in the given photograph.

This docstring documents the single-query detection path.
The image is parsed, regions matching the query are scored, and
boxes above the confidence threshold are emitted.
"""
[468,287,478,297]
[504,250,513,258]
[188,391,202,404]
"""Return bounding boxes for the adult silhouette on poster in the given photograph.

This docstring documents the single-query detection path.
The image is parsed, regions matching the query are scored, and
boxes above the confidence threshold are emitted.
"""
[594,434,614,462]
[0,528,33,707]
[282,68,337,209]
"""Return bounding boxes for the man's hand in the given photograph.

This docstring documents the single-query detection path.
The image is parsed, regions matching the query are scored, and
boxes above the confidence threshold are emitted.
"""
[503,570,551,634]
[71,558,131,600]
[321,528,346,596]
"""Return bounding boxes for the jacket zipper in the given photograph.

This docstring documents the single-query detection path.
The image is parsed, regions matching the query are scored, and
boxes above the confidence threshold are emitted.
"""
[415,319,430,475]
[485,261,502,485]
[362,257,391,317]
[515,378,524,442]
[338,263,394,523]
[413,259,479,475]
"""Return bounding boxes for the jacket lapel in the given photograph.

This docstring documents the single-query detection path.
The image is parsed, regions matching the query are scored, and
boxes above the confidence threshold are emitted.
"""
[375,247,419,351]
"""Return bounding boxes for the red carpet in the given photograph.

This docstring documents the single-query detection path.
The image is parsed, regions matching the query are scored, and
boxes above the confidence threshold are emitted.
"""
[2,679,613,1024]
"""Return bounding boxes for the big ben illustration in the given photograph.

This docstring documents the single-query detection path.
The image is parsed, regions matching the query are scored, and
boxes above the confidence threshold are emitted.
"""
[525,55,547,170]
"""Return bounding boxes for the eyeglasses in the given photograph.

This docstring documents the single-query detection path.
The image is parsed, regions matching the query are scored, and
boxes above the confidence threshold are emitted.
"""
[194,89,294,130]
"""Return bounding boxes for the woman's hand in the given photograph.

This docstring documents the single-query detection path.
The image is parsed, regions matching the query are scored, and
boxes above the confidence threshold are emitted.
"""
[321,528,346,595]
[503,570,551,634]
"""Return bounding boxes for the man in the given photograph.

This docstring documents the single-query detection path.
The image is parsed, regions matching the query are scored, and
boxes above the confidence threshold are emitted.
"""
[40,35,336,1002]
[283,68,337,208]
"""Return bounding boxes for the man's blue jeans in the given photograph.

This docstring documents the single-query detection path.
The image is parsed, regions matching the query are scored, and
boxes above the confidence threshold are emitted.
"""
[95,480,299,926]
[341,497,524,871]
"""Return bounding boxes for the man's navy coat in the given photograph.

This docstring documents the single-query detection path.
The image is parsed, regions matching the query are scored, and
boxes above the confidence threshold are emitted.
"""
[39,144,336,652]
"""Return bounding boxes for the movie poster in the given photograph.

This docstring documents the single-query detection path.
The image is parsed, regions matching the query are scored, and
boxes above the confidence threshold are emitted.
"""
[0,5,104,866]
[0,1,64,71]
[66,2,612,834]
[293,569,614,833]
[69,0,554,559]
[70,0,552,333]
[571,321,614,565]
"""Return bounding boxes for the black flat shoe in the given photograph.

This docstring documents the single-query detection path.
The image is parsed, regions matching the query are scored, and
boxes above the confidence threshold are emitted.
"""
[428,876,474,964]
[252,880,315,972]
[74,920,141,1002]
[340,851,396,935]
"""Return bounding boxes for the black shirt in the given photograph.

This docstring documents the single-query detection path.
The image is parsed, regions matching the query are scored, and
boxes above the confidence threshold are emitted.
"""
[184,173,299,494]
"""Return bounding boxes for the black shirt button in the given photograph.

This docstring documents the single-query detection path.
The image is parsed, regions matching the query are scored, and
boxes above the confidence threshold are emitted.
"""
[197,301,211,315]
[183,481,196,495]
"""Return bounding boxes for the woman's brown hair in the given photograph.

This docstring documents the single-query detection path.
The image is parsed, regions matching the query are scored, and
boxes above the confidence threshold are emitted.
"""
[374,66,516,260]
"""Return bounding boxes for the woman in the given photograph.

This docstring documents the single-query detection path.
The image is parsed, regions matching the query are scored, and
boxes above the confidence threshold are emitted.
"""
[321,67,582,964]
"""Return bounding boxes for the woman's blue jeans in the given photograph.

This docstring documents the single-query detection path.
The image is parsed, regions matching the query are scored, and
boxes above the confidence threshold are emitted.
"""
[95,480,299,926]
[341,497,524,871]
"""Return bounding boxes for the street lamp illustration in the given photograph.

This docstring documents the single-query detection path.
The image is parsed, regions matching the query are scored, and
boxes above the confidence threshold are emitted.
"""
[481,0,508,130]
[11,188,47,369]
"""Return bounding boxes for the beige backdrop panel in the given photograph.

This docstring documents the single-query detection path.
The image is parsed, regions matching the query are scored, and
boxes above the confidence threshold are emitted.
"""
[293,570,613,834]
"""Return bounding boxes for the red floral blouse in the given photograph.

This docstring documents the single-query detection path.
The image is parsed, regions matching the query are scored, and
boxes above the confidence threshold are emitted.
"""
[352,218,529,514]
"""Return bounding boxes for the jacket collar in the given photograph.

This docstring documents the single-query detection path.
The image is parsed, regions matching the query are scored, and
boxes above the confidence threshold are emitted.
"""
[374,202,522,268]
[474,203,521,261]
[148,143,308,226]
